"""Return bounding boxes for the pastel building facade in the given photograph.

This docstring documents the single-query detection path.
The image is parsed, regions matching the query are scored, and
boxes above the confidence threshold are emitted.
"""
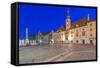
[52,9,96,45]
[19,9,96,46]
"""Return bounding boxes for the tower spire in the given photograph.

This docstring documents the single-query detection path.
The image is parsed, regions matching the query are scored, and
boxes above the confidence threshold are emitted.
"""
[26,27,28,40]
[87,14,90,21]
[66,8,70,19]
[67,8,70,16]
[66,8,71,30]
[25,26,29,45]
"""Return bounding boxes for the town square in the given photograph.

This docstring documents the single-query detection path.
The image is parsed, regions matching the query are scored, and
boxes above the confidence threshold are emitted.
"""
[19,44,96,64]
[18,5,96,64]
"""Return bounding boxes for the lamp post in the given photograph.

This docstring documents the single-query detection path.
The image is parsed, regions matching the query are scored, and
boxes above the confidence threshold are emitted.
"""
[25,27,29,45]
[37,31,43,45]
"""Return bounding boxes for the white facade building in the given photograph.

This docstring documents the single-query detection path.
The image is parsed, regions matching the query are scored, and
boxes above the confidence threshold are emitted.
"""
[52,9,96,45]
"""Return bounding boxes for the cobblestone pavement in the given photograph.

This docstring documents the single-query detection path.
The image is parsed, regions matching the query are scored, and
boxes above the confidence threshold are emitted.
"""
[19,44,96,64]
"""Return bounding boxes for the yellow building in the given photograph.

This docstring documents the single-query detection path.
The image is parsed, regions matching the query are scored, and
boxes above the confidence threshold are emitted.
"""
[52,9,96,45]
[87,20,96,45]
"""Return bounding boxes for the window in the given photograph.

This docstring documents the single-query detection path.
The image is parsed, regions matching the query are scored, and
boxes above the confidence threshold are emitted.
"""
[90,23,92,26]
[90,34,92,36]
[76,33,78,37]
[76,40,78,43]
[90,40,93,44]
[82,29,85,36]
[65,35,68,40]
[82,40,85,44]
[76,30,78,37]
[90,28,92,31]
[71,40,73,43]
[82,32,85,36]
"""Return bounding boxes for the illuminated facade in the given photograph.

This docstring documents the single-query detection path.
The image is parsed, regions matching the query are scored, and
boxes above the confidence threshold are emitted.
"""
[52,9,96,45]
[19,9,96,46]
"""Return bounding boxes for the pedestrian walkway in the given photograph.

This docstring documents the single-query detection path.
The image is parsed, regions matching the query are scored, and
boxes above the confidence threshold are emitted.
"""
[19,44,96,64]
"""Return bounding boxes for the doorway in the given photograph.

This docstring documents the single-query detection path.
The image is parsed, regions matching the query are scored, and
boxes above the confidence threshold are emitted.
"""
[82,40,85,44]
[90,40,93,44]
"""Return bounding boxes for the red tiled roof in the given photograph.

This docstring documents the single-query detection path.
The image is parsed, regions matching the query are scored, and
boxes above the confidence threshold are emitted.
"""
[56,18,96,32]
[70,17,88,29]
[88,19,96,23]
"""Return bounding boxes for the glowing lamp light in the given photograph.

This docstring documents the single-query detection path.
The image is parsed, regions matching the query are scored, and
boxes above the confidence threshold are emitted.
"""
[51,39,54,42]
[51,39,54,44]
[38,39,42,44]
[62,37,65,41]
[68,34,72,41]
[39,39,42,43]
[62,35,65,41]
[68,36,72,41]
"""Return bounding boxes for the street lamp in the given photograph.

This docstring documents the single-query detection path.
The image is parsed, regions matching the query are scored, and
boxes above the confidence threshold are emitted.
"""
[62,35,65,41]
[68,34,72,41]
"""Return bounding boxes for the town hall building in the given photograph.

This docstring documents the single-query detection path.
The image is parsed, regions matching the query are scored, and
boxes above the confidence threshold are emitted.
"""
[52,9,96,45]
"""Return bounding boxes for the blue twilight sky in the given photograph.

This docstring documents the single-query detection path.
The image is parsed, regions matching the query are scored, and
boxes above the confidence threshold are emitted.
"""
[19,4,96,40]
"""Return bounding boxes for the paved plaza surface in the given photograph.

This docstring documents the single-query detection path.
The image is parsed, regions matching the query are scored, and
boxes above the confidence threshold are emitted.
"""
[19,44,96,64]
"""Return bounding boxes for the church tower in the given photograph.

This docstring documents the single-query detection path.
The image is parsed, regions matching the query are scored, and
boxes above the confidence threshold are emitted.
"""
[66,8,71,30]
[87,14,90,21]
[26,27,28,40]
[25,27,29,45]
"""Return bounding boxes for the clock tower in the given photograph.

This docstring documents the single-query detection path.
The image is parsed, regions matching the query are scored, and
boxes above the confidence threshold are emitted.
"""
[66,8,71,30]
